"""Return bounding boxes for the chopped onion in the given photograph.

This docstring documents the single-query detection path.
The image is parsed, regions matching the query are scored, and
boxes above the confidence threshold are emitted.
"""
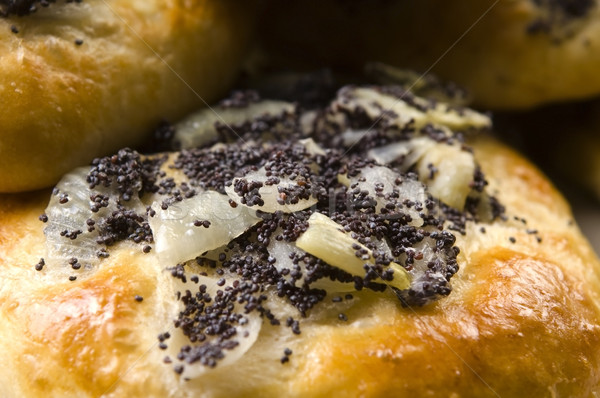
[367,136,436,168]
[341,129,370,147]
[267,238,302,276]
[174,100,295,149]
[267,237,355,292]
[148,191,261,266]
[367,137,476,209]
[296,212,411,291]
[333,86,491,131]
[365,63,470,106]
[225,167,318,213]
[416,143,475,209]
[348,165,427,226]
[298,137,326,156]
[166,268,262,379]
[44,167,143,269]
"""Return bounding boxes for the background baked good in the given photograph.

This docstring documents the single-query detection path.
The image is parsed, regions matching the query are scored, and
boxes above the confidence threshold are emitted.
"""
[0,0,257,192]
[258,0,600,110]
[493,97,600,252]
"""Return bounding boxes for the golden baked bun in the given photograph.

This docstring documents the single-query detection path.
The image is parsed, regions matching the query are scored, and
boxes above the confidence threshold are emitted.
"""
[0,0,257,193]
[259,0,600,110]
[1,86,600,398]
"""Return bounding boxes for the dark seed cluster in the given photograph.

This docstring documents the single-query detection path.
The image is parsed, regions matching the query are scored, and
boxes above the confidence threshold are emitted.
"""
[95,204,153,247]
[174,144,266,195]
[87,148,165,201]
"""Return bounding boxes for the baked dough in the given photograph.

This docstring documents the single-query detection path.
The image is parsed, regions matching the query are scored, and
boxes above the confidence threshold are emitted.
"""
[259,0,600,110]
[1,87,600,398]
[0,0,257,192]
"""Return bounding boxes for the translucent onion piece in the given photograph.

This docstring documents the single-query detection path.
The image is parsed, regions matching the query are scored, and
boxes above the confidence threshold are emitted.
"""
[367,137,436,168]
[416,143,476,209]
[364,63,470,106]
[267,237,355,292]
[298,137,326,156]
[225,167,318,213]
[396,236,454,305]
[174,100,295,149]
[267,238,302,275]
[341,129,370,147]
[44,167,142,268]
[367,137,477,210]
[350,165,427,226]
[333,86,491,131]
[167,270,262,379]
[148,191,261,266]
[296,212,411,291]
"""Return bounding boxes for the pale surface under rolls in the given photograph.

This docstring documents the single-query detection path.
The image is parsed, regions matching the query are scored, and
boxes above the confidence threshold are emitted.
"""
[259,0,600,110]
[1,143,600,395]
[0,0,257,192]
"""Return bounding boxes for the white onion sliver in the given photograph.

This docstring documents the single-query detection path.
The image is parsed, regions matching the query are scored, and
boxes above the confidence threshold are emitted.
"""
[352,165,426,226]
[267,238,355,292]
[167,272,262,379]
[225,168,318,213]
[298,137,326,156]
[368,137,477,210]
[335,87,491,131]
[416,143,475,209]
[367,137,435,169]
[174,100,295,149]
[148,191,261,266]
[44,167,143,268]
[267,238,300,275]
[341,129,370,147]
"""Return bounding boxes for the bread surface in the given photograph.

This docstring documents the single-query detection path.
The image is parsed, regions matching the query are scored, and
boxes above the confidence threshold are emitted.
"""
[1,136,599,397]
[0,0,256,192]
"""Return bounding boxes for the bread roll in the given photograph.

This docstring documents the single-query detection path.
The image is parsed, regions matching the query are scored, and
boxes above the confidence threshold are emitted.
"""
[1,86,599,397]
[259,0,600,110]
[0,0,257,192]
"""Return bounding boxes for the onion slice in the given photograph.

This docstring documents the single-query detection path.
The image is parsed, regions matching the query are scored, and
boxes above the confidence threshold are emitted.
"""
[333,86,491,131]
[225,167,318,213]
[44,167,143,269]
[296,212,411,291]
[166,267,262,379]
[174,100,295,149]
[148,191,261,266]
[344,165,427,227]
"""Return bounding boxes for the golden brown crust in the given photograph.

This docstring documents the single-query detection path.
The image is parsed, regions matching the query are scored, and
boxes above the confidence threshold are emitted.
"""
[293,248,600,397]
[1,137,600,397]
[259,0,600,110]
[0,0,257,192]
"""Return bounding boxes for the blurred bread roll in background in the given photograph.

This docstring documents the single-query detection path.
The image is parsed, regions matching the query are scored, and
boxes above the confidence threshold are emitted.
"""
[259,0,600,110]
[0,0,257,192]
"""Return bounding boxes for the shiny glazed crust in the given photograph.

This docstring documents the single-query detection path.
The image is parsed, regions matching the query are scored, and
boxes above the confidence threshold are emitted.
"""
[259,0,600,110]
[0,0,256,192]
[1,137,600,397]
